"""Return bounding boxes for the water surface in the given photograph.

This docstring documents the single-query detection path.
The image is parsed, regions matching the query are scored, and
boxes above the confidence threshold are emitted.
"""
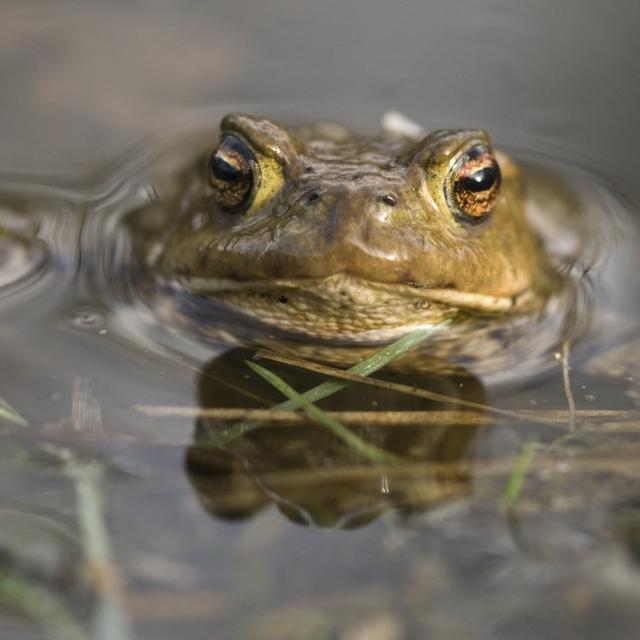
[1,108,640,640]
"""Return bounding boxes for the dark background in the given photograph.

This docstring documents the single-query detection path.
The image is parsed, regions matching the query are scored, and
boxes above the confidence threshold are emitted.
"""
[1,1,638,190]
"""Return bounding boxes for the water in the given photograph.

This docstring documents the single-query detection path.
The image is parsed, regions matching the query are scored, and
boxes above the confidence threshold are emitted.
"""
[1,2,640,638]
[0,109,639,639]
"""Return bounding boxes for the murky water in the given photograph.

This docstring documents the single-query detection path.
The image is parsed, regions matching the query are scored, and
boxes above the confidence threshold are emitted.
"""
[1,104,640,640]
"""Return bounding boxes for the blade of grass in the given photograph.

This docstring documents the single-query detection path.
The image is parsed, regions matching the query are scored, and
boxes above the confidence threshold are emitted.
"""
[210,324,450,445]
[561,338,577,432]
[246,360,401,466]
[66,460,135,640]
[502,440,537,509]
[136,404,634,427]
[0,570,89,640]
[256,350,528,421]
[0,397,28,427]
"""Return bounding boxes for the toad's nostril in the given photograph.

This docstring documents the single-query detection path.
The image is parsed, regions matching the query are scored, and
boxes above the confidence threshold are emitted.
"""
[304,191,321,205]
[379,193,397,207]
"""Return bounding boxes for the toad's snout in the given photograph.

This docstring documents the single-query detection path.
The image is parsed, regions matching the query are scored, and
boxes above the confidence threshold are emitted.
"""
[301,187,408,263]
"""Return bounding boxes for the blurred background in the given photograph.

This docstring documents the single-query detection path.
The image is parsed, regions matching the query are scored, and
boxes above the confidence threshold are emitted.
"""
[1,0,638,188]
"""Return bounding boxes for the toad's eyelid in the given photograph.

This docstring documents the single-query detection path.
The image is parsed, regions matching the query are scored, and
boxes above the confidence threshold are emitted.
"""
[217,134,255,162]
[220,114,301,165]
[456,143,491,163]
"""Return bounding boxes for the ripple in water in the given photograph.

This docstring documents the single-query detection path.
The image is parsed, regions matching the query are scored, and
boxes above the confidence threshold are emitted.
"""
[0,207,47,292]
[0,188,82,308]
[0,113,635,387]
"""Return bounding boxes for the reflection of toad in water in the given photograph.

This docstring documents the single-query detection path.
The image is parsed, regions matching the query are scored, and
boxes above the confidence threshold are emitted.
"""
[185,348,488,529]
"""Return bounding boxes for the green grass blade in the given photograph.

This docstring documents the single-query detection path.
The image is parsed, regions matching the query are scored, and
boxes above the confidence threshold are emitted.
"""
[280,324,450,407]
[66,461,135,640]
[502,440,537,509]
[0,398,28,427]
[211,324,450,445]
[246,360,401,465]
[0,570,89,640]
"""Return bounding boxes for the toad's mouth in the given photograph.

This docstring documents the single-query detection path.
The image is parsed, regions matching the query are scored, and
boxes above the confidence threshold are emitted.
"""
[175,272,538,314]
[146,269,563,345]
[161,273,543,341]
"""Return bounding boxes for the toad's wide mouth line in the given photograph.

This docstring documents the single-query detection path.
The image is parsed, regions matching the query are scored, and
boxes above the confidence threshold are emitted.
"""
[173,273,536,314]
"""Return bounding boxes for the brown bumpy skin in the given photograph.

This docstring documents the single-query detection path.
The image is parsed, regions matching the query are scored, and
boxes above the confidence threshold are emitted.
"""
[152,113,561,340]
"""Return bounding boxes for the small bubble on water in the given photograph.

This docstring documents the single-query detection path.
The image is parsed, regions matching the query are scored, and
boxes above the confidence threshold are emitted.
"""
[71,308,103,329]
[528,399,538,406]
[98,329,107,336]
[584,394,596,402]
[552,352,562,361]
[624,375,635,383]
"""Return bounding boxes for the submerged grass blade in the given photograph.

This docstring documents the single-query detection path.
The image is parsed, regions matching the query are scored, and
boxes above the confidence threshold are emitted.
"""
[246,360,401,466]
[502,440,537,509]
[136,405,640,430]
[0,570,89,640]
[0,398,28,427]
[211,324,450,445]
[66,461,135,640]
[256,350,528,421]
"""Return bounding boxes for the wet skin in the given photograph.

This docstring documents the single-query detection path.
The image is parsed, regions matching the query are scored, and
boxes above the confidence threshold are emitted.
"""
[153,113,560,341]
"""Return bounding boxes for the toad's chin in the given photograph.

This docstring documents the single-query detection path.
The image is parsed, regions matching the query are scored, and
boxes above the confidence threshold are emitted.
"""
[167,272,542,342]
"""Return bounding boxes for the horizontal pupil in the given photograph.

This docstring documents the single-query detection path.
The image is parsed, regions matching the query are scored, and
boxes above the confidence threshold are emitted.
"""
[210,156,243,182]
[460,165,497,192]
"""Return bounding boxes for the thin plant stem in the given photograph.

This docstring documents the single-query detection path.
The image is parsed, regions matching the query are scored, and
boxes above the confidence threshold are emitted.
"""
[255,350,529,421]
[0,570,89,640]
[209,325,450,446]
[66,461,135,640]
[0,397,28,427]
[561,339,577,432]
[502,441,538,509]
[246,360,400,465]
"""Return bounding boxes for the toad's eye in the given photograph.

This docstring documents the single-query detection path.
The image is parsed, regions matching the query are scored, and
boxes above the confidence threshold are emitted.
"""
[447,145,501,223]
[207,135,257,212]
